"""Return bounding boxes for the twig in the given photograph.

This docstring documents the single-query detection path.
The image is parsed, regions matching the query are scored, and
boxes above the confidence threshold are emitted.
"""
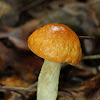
[10,81,38,100]
[59,89,75,100]
[21,81,37,96]
[89,0,100,6]
[12,90,26,99]
[28,81,37,89]
[18,0,47,13]
[0,85,37,93]
[83,54,100,60]
[78,36,95,39]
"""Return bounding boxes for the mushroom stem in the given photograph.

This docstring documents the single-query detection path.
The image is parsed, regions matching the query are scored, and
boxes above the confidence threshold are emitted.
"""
[37,59,62,100]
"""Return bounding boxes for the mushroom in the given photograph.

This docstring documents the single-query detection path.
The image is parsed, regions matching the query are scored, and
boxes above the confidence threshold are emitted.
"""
[28,23,82,100]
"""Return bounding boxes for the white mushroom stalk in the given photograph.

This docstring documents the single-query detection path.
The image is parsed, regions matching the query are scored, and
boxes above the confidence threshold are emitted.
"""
[37,60,61,100]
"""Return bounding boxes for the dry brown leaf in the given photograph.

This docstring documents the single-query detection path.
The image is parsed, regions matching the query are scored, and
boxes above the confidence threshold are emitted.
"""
[1,76,30,87]
[28,1,100,36]
[58,74,100,100]
[58,91,87,100]
[0,39,43,84]
[0,19,42,50]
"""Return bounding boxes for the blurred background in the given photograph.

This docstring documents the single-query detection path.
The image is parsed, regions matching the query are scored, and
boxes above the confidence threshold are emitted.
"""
[0,0,100,100]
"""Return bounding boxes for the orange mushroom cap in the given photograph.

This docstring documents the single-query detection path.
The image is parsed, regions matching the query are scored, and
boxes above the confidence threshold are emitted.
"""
[28,23,82,65]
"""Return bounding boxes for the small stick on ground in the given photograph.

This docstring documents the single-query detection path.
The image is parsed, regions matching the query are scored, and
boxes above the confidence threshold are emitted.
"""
[0,85,37,93]
[83,54,100,60]
[79,36,95,39]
